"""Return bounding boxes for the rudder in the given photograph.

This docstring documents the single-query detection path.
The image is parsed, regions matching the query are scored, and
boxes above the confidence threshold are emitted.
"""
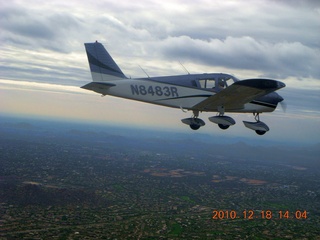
[85,41,127,81]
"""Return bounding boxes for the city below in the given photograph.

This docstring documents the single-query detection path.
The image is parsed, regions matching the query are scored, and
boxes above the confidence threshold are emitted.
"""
[0,116,319,239]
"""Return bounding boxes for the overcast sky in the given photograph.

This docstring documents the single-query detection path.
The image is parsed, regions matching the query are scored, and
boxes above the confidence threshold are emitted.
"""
[0,0,319,145]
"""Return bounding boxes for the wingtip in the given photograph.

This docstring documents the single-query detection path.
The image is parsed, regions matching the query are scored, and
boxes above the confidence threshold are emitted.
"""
[236,79,286,90]
[278,81,286,89]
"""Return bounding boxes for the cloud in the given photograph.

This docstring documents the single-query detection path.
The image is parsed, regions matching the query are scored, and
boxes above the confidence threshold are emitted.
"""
[0,4,82,53]
[160,36,320,79]
[280,87,320,117]
[1,0,319,80]
[0,79,87,95]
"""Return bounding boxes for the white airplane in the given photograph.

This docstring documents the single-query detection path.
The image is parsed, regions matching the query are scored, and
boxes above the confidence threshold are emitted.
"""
[81,41,285,135]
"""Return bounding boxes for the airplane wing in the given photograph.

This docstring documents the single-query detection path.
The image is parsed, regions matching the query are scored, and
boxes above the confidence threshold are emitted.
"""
[81,82,116,95]
[193,79,285,111]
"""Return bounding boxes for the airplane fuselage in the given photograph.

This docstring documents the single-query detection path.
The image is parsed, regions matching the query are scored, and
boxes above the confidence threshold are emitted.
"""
[85,73,279,113]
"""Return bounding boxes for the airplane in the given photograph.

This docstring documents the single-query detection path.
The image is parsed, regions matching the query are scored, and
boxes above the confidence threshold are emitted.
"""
[81,41,286,135]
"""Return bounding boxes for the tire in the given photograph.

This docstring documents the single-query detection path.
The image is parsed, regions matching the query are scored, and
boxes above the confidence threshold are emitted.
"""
[255,130,266,135]
[190,124,201,130]
[218,124,229,130]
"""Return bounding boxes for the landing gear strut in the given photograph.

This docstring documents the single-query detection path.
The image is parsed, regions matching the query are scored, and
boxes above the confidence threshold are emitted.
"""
[243,113,269,135]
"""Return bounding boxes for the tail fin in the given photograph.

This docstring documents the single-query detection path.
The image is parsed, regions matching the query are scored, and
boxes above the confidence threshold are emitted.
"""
[84,41,127,81]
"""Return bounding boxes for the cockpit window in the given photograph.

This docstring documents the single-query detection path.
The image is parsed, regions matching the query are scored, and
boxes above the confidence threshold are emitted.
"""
[206,79,216,88]
[218,77,233,89]
[199,79,215,89]
[218,78,225,88]
[198,75,237,91]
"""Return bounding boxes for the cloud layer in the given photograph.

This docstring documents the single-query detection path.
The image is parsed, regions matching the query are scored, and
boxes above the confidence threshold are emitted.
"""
[1,0,319,82]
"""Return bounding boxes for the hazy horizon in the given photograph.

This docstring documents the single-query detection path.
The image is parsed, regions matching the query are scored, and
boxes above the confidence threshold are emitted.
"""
[1,0,320,146]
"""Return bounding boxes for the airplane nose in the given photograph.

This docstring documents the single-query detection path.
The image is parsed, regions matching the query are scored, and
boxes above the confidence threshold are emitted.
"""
[277,94,287,112]
[273,92,286,112]
[276,93,284,103]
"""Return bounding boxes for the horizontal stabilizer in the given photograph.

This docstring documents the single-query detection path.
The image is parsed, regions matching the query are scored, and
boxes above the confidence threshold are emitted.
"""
[81,82,116,95]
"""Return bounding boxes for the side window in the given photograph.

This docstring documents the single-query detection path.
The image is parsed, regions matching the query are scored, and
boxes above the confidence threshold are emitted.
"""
[198,79,216,89]
[206,79,215,88]
[199,79,206,88]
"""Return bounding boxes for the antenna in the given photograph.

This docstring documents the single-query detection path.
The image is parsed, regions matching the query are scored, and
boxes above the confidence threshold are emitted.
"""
[139,65,150,78]
[179,61,190,75]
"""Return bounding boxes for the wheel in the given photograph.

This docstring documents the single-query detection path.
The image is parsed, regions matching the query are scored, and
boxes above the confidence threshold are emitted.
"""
[255,130,266,135]
[218,124,229,130]
[190,124,201,130]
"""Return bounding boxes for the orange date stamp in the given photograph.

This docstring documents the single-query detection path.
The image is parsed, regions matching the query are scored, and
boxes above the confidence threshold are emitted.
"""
[212,210,307,220]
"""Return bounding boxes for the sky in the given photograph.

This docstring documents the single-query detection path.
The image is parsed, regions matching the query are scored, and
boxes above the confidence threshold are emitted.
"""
[0,0,319,145]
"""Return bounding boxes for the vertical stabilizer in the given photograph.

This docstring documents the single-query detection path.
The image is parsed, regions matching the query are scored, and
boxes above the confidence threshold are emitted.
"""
[85,41,127,81]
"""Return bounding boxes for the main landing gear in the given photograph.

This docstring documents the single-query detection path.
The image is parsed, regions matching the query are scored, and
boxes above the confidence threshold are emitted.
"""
[208,115,236,130]
[243,113,269,135]
[182,111,270,135]
[181,111,205,130]
[208,106,236,130]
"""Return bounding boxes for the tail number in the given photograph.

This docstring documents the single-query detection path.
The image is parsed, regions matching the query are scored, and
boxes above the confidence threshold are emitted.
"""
[131,85,179,97]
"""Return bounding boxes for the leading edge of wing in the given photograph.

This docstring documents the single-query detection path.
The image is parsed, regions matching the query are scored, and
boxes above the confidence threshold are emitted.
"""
[193,79,286,111]
[81,82,116,95]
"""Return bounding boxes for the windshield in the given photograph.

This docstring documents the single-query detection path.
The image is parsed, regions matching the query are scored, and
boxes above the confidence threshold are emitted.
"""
[217,76,234,89]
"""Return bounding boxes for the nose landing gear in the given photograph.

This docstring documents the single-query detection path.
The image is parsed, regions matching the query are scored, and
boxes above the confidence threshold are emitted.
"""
[243,113,269,135]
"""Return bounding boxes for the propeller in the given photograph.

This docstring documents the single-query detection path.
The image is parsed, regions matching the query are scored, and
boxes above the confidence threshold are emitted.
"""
[276,93,286,113]
[279,100,287,113]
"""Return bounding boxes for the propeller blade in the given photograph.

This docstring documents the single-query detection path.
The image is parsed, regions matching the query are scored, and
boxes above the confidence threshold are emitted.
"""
[280,100,287,113]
